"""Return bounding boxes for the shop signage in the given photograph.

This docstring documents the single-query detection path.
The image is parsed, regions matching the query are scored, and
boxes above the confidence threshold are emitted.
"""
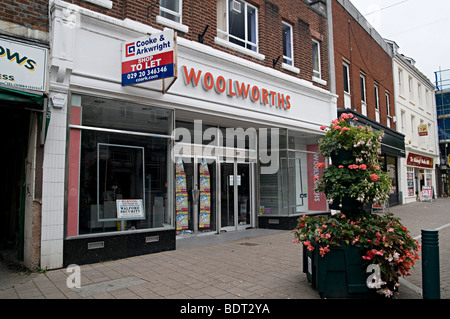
[421,186,432,200]
[121,29,175,86]
[182,65,291,110]
[418,124,428,136]
[407,152,433,168]
[0,37,48,92]
[306,144,327,211]
[116,199,145,219]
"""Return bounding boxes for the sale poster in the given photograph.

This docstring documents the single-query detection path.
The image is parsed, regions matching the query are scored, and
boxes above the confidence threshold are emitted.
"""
[199,159,211,228]
[175,158,189,230]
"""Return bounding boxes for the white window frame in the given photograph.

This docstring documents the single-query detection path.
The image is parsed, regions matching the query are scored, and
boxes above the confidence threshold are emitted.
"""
[312,39,321,79]
[374,83,380,122]
[157,0,189,33]
[360,73,367,116]
[282,21,293,66]
[398,69,403,96]
[343,61,350,94]
[216,1,260,54]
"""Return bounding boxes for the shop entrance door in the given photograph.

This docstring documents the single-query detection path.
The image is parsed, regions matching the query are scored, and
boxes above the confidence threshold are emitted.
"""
[220,161,253,231]
[175,156,216,235]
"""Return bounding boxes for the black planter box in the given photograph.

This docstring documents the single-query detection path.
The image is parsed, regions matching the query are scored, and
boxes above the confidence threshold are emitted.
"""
[303,241,377,298]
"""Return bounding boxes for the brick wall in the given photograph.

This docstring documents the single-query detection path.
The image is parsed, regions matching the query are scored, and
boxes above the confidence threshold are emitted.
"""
[63,0,329,91]
[0,0,49,32]
[332,0,395,129]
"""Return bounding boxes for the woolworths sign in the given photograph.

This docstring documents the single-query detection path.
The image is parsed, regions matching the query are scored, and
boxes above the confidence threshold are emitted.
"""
[0,37,48,92]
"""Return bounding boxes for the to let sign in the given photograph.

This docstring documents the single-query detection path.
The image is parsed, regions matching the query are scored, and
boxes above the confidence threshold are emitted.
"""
[121,30,175,86]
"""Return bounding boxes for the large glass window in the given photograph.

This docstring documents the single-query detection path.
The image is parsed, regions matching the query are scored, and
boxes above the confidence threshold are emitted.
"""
[72,95,173,235]
[259,129,326,216]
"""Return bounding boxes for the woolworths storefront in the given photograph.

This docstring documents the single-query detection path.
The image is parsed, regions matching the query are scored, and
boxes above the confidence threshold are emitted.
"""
[44,1,336,269]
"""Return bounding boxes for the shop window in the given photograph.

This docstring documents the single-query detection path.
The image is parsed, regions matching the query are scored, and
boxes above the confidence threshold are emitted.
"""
[70,95,174,236]
[216,0,258,53]
[259,130,325,216]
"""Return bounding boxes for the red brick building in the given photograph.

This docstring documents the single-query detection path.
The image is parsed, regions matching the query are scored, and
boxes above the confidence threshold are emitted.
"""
[330,0,405,206]
[331,0,395,128]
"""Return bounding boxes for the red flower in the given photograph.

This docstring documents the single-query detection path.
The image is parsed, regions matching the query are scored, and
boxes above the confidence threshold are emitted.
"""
[370,174,379,182]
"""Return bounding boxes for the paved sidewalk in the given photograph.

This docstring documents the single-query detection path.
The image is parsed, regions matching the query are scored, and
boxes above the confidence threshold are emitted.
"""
[1,198,449,299]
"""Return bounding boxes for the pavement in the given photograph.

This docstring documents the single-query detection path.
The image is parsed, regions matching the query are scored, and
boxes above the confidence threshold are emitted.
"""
[1,198,450,301]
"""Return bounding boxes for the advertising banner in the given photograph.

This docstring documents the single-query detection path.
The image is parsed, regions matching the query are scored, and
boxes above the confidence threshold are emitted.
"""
[199,159,211,228]
[306,144,327,211]
[175,158,189,230]
[121,29,175,86]
[0,37,48,92]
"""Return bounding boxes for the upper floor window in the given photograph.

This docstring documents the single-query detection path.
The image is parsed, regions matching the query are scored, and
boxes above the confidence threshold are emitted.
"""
[343,62,350,94]
[160,0,182,23]
[217,0,258,52]
[312,39,321,79]
[157,0,188,33]
[398,69,403,96]
[282,22,293,66]
[360,73,366,104]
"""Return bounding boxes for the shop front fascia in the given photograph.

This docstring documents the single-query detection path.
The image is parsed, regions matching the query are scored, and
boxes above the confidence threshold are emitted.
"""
[404,151,437,203]
[47,1,337,268]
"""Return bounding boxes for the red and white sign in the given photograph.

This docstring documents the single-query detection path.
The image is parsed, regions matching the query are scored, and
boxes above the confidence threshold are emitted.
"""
[407,152,433,168]
[121,30,175,86]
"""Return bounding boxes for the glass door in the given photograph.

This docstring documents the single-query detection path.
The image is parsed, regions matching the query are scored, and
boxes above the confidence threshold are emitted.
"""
[220,161,253,231]
[175,156,216,235]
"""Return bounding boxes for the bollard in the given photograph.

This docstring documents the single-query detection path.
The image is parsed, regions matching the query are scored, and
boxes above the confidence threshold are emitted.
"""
[421,230,440,299]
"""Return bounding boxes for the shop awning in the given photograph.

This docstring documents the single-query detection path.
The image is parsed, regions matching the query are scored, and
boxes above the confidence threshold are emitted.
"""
[337,108,406,158]
[0,86,45,111]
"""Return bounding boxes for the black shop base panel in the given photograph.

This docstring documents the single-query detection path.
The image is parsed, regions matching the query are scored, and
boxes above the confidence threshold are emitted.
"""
[63,229,175,267]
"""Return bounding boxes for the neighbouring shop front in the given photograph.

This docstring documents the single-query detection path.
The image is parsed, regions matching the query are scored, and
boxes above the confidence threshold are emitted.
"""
[338,109,405,207]
[0,35,48,269]
[49,1,336,268]
[405,152,436,201]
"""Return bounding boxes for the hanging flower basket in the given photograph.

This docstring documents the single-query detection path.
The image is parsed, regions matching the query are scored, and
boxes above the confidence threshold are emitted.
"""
[293,113,421,298]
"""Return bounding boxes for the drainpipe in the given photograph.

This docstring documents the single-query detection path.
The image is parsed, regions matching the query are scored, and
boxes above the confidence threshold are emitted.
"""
[326,0,336,95]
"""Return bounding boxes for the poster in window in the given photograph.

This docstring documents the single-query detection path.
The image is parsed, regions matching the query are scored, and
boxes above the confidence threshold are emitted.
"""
[199,159,211,228]
[175,158,188,230]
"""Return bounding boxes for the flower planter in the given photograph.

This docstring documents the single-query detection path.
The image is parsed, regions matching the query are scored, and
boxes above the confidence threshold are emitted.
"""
[303,241,374,298]
[328,196,362,212]
[330,149,353,165]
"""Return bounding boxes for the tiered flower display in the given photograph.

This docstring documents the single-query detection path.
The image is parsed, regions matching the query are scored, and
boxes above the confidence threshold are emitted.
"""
[293,113,420,298]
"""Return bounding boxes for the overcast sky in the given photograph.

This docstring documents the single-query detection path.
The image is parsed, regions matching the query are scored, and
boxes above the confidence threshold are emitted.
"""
[349,0,450,85]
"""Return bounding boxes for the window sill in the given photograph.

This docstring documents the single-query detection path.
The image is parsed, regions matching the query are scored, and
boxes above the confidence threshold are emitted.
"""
[282,63,300,74]
[85,0,113,9]
[312,76,327,86]
[156,15,189,33]
[214,36,265,61]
